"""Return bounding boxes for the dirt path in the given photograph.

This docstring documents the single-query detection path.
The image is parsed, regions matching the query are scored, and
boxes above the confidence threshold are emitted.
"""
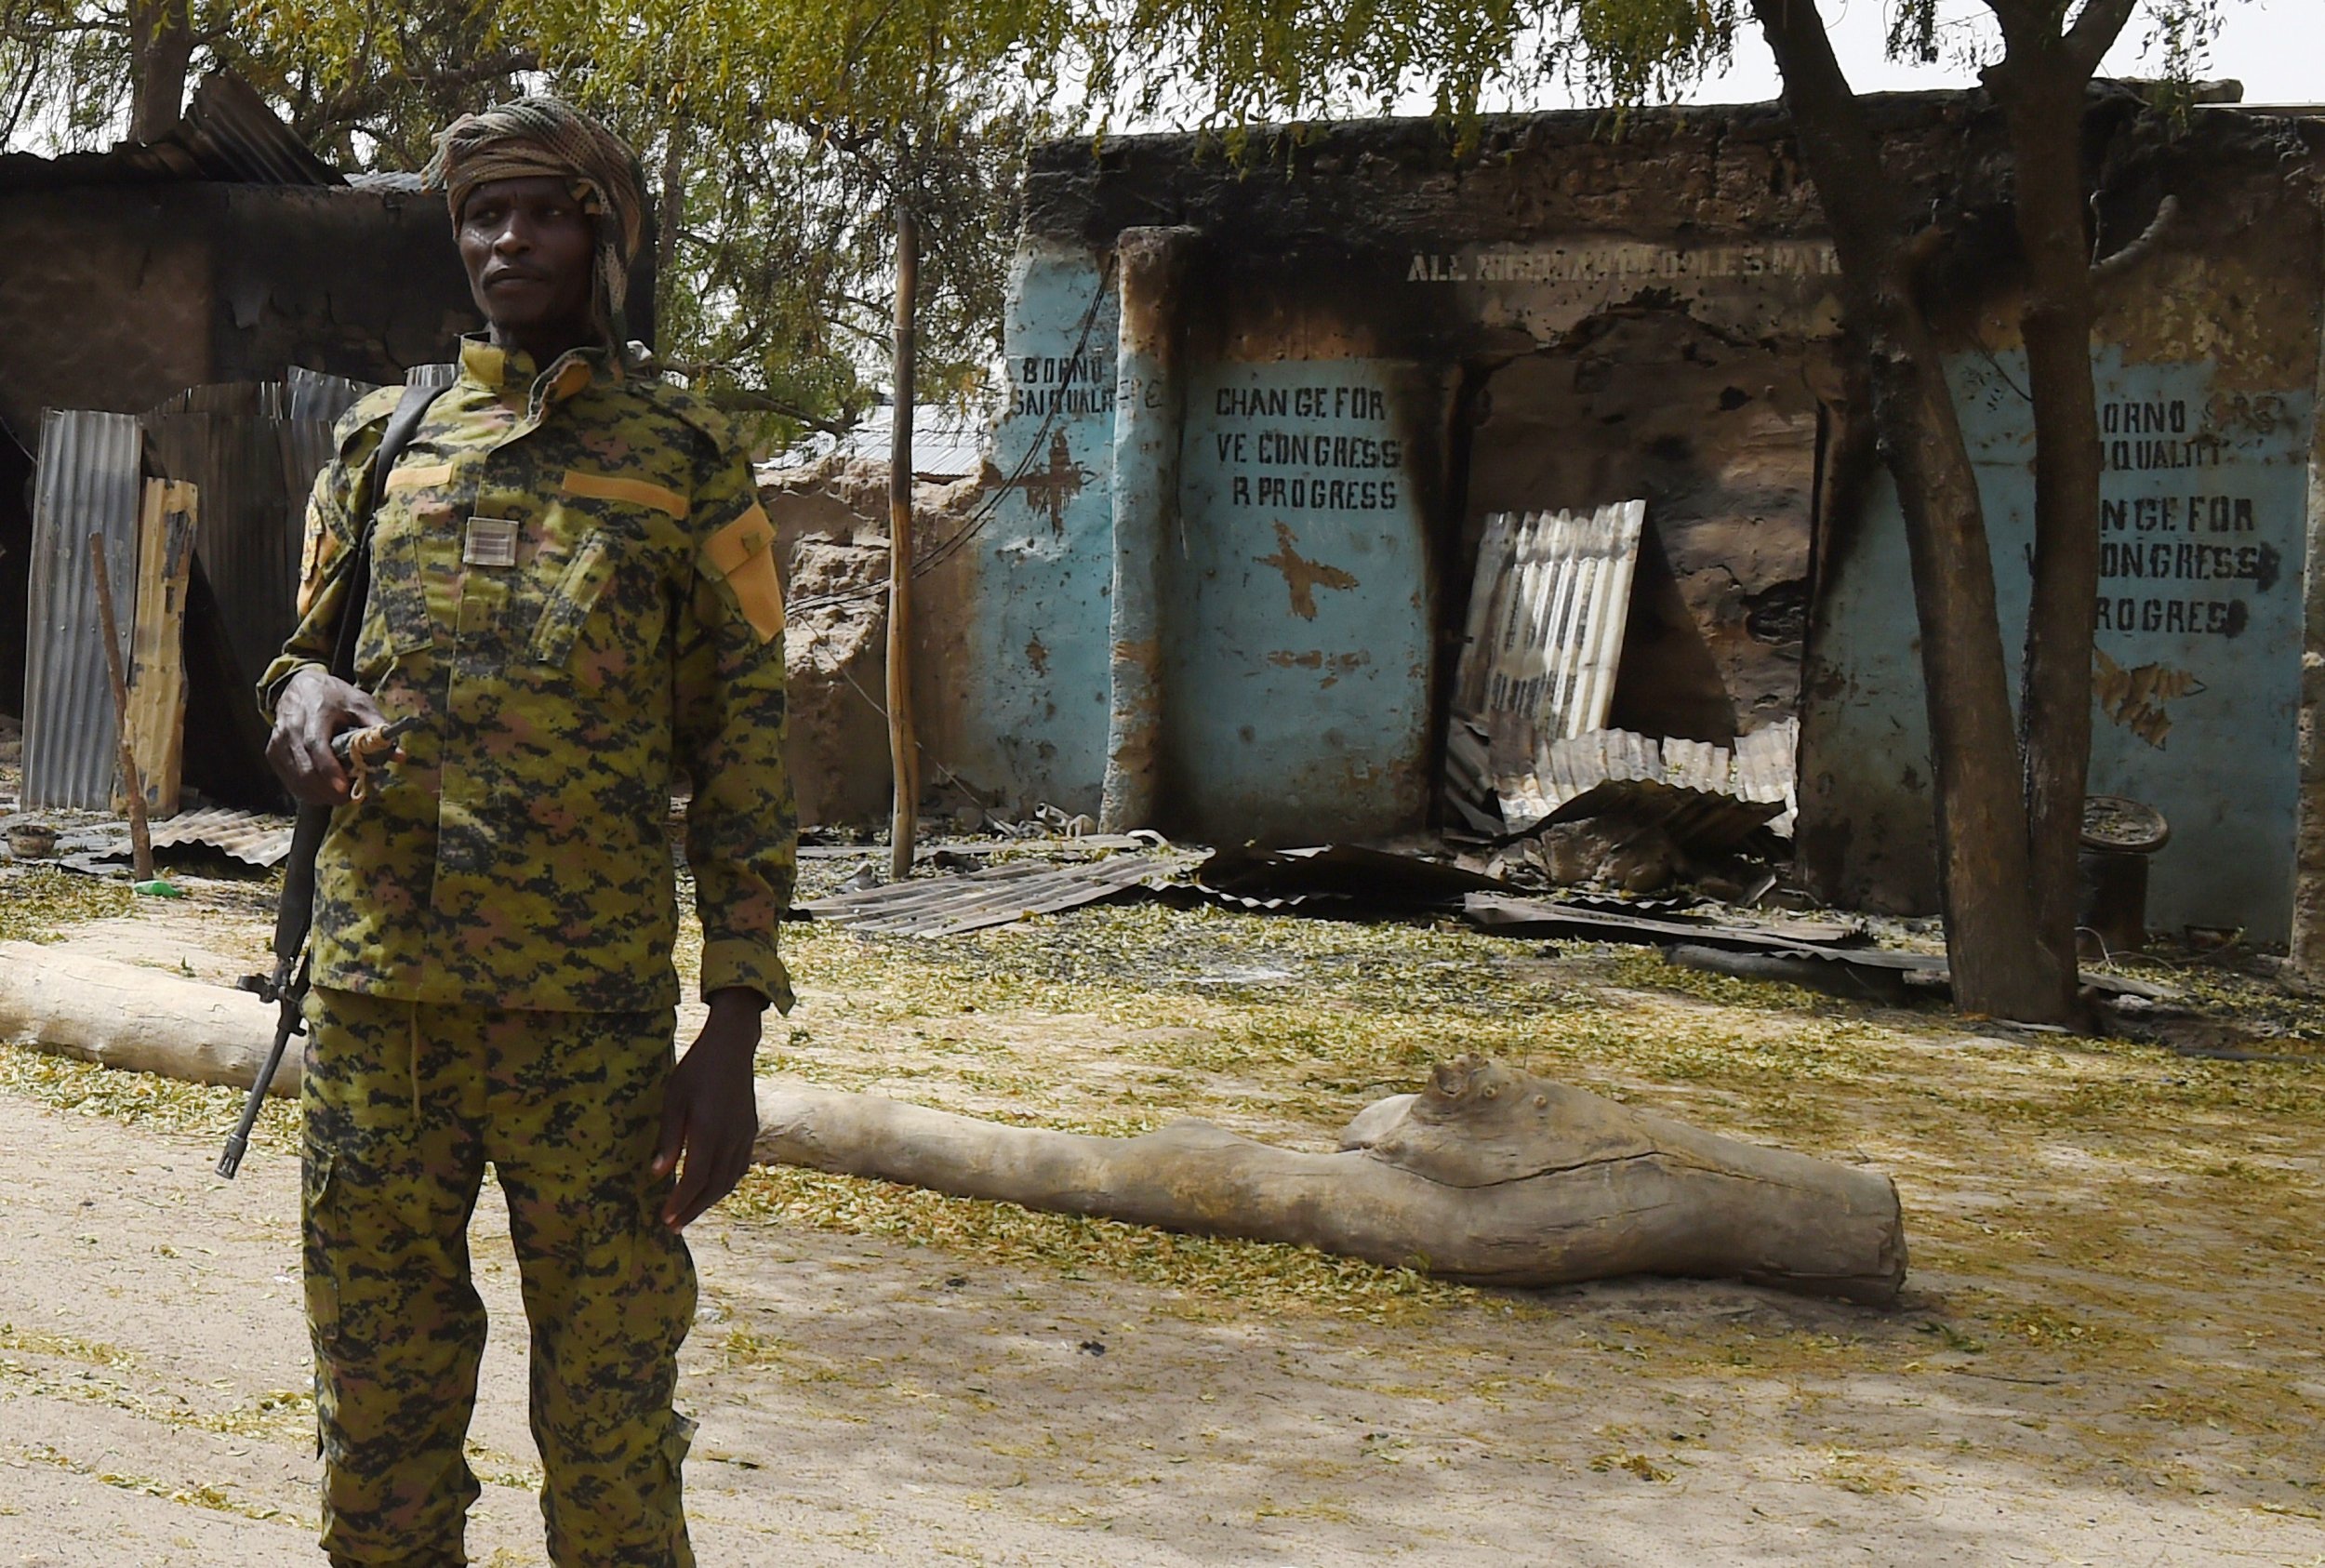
[0,1086,2315,1565]
[7,866,2325,1562]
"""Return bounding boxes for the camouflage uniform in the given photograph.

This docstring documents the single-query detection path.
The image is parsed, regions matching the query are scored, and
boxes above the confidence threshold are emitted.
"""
[261,334,796,1567]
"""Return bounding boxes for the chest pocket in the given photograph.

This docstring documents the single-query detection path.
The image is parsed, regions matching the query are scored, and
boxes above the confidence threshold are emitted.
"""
[532,531,621,667]
[360,467,457,670]
[525,501,671,690]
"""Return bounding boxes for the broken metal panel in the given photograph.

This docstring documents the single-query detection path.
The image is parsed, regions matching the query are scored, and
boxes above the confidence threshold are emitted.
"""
[799,848,1202,937]
[1496,721,1799,844]
[169,70,343,187]
[1802,345,2318,939]
[0,69,340,193]
[1194,844,1504,912]
[1454,502,1646,824]
[22,411,144,809]
[1541,777,1783,858]
[286,365,377,429]
[148,805,295,867]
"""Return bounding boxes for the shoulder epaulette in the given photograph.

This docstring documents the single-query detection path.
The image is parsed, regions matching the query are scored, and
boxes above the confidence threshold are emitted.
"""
[631,374,737,456]
[332,385,405,458]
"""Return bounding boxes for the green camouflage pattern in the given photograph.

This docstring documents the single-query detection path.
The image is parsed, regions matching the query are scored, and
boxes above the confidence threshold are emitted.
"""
[261,335,796,1012]
[303,988,697,1567]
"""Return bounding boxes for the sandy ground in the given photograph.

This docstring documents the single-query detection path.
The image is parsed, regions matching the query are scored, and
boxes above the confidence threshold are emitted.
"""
[4,881,2324,1565]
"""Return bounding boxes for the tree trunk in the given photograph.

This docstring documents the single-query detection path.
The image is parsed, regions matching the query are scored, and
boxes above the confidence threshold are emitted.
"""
[126,0,193,142]
[656,113,689,302]
[886,201,922,880]
[0,943,296,1096]
[1749,0,2066,1021]
[755,1056,1905,1302]
[1985,17,2132,1021]
[0,960,1907,1300]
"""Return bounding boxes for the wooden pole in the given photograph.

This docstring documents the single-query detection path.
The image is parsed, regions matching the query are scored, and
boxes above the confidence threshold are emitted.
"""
[87,534,153,883]
[886,201,922,881]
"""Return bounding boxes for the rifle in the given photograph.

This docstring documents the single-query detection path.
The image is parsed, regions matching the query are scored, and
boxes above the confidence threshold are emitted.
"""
[218,381,442,1179]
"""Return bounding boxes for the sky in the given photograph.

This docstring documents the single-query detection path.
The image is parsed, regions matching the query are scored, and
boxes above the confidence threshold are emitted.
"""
[1667,0,2320,110]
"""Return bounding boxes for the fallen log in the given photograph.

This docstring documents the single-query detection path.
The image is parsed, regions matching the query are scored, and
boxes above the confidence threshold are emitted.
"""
[0,949,1904,1301]
[0,940,297,1095]
[757,1056,1906,1303]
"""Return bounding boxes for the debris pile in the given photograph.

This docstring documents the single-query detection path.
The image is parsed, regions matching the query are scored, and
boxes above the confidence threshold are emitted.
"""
[1445,500,1800,900]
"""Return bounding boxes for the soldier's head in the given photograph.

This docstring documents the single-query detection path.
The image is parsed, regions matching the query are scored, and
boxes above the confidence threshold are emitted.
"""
[424,97,646,365]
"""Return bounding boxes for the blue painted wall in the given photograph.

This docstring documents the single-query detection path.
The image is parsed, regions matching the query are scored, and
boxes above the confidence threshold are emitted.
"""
[1168,359,1438,837]
[966,245,1441,840]
[962,245,1120,817]
[1807,347,2315,939]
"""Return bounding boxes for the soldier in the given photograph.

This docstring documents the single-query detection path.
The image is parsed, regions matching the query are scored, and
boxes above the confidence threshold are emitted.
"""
[259,98,794,1568]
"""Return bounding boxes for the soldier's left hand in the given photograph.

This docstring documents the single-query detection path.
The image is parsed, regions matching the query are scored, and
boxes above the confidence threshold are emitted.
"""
[653,989,765,1229]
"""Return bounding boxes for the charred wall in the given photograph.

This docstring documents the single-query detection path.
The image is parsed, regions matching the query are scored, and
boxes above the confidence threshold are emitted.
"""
[979,92,2325,941]
[0,179,482,717]
[207,184,477,384]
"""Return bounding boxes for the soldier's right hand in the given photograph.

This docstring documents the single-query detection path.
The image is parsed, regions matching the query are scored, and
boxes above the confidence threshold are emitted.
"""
[269,668,389,805]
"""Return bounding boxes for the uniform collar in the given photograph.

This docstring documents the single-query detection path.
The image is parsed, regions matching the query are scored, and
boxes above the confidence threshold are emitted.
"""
[458,333,615,413]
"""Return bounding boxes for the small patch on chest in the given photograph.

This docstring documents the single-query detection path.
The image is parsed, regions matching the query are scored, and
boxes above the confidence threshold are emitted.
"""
[462,517,520,567]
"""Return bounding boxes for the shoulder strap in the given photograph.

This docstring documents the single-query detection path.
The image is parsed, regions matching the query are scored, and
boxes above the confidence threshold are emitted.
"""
[269,379,444,976]
[326,379,443,684]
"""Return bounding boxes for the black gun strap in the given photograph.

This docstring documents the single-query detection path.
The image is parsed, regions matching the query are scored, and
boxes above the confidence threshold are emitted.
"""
[270,379,445,972]
[327,379,445,684]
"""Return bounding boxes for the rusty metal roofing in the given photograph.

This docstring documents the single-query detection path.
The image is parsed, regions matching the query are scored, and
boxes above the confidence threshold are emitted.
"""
[20,411,143,810]
[1491,718,1799,838]
[799,849,1203,937]
[171,71,341,186]
[781,402,994,480]
[148,806,296,867]
[0,70,341,192]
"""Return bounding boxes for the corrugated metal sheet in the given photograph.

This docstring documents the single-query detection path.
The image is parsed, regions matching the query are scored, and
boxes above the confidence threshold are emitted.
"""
[1503,720,1800,837]
[0,69,341,192]
[21,411,144,809]
[800,849,1202,937]
[148,806,296,867]
[152,382,290,419]
[1453,502,1645,823]
[286,366,377,428]
[142,404,309,696]
[780,403,993,480]
[170,70,341,187]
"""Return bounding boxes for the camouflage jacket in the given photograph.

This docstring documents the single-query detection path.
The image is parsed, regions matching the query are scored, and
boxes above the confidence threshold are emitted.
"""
[260,335,795,1013]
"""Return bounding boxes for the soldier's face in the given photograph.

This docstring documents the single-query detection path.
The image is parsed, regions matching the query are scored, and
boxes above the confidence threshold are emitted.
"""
[458,175,596,347]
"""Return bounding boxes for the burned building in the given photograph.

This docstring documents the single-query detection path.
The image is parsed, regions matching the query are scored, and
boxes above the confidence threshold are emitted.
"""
[922,89,2325,951]
[0,72,479,729]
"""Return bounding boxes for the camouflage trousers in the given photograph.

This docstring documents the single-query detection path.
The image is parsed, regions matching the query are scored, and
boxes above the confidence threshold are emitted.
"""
[302,988,698,1568]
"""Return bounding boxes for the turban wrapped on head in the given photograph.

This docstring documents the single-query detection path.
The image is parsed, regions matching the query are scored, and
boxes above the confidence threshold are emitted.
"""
[423,96,647,356]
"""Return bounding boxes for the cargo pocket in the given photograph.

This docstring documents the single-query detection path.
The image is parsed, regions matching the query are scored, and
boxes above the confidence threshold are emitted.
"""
[530,530,630,685]
[302,1150,343,1350]
[301,1149,343,1456]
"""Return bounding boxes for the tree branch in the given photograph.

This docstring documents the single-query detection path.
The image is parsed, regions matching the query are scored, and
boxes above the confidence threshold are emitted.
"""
[722,396,854,437]
[2064,0,2140,73]
[2090,193,2178,284]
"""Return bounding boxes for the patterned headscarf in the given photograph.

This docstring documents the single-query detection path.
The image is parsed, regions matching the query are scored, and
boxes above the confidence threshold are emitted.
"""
[423,96,646,356]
